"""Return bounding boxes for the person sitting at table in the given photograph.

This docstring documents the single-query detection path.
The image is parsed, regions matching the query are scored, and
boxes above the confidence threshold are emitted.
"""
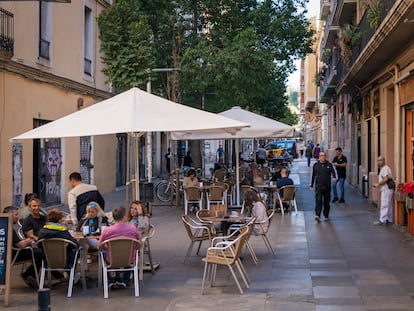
[243,190,268,234]
[271,165,282,182]
[19,192,48,221]
[76,201,109,268]
[127,200,149,233]
[276,168,294,193]
[38,208,79,268]
[98,207,141,288]
[183,168,199,189]
[276,168,294,213]
[22,196,48,242]
[3,205,43,288]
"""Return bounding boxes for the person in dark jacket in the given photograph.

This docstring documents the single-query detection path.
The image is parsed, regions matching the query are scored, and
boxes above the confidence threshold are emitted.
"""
[309,152,337,222]
[38,208,79,268]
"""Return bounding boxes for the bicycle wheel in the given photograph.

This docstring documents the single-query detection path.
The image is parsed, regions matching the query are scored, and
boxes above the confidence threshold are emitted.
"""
[156,181,172,202]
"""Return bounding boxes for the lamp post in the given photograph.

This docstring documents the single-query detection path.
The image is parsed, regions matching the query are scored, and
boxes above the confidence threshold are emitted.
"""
[145,68,181,184]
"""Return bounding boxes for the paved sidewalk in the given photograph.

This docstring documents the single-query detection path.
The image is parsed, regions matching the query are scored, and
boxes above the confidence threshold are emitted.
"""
[3,158,414,310]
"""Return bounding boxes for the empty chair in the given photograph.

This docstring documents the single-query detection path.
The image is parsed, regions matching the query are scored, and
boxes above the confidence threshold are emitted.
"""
[213,168,227,182]
[228,216,258,264]
[196,209,221,235]
[99,237,142,298]
[11,245,40,287]
[183,186,203,214]
[254,209,276,257]
[201,226,250,294]
[139,224,155,280]
[206,185,226,210]
[37,238,86,298]
[182,215,215,263]
[274,185,298,215]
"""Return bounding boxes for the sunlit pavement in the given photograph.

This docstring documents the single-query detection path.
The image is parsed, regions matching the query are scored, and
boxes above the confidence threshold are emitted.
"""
[4,158,414,310]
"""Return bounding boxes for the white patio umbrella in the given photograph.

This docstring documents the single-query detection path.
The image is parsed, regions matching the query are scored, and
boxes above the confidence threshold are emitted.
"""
[171,106,295,205]
[11,88,249,198]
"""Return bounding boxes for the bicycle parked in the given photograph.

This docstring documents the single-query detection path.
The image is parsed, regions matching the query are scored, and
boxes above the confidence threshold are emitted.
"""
[155,175,182,202]
[155,167,202,202]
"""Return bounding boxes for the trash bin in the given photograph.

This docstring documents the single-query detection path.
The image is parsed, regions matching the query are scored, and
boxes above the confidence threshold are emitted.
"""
[139,182,154,203]
[362,175,368,198]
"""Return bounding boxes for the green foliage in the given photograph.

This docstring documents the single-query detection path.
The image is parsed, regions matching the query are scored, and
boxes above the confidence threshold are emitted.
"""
[97,0,153,91]
[363,0,382,29]
[97,0,314,122]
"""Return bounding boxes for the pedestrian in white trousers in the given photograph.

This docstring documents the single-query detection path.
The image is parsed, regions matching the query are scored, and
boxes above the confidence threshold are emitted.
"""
[373,156,394,225]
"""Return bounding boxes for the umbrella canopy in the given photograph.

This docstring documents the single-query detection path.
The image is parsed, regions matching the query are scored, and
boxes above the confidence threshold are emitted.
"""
[11,88,249,141]
[11,88,249,202]
[171,106,294,140]
[171,106,295,206]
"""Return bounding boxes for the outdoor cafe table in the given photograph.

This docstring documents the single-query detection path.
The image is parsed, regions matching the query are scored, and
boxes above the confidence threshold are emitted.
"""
[200,215,249,224]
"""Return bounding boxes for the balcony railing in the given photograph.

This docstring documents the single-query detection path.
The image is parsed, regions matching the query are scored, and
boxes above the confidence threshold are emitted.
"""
[0,7,14,55]
[350,0,396,67]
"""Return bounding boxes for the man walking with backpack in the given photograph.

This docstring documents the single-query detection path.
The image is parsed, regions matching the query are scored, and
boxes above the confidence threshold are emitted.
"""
[68,172,105,226]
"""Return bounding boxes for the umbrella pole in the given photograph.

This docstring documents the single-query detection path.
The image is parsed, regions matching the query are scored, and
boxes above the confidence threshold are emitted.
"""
[236,138,240,206]
[126,133,130,208]
[134,133,140,201]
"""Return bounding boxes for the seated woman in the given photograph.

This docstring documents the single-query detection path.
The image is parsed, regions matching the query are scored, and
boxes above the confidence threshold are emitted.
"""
[75,201,109,267]
[243,190,269,234]
[38,208,79,268]
[182,168,199,189]
[127,200,149,234]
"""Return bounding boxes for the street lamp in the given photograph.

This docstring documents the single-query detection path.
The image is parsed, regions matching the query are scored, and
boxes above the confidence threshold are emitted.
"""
[145,68,181,184]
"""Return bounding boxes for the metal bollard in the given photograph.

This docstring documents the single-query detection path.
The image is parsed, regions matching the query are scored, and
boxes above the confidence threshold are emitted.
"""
[38,288,51,311]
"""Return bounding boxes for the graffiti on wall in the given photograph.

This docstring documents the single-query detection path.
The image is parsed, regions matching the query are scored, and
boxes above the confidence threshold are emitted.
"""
[12,143,23,206]
[42,139,62,204]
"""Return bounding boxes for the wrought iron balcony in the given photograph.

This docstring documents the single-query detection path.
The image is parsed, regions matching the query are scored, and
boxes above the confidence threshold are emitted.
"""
[349,0,396,68]
[0,7,14,56]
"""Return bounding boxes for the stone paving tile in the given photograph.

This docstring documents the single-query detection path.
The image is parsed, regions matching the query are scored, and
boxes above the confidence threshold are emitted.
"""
[313,286,360,299]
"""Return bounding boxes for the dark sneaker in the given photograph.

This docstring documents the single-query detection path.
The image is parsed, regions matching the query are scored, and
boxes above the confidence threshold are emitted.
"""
[332,197,339,203]
[108,281,117,288]
[314,215,321,222]
[386,220,393,225]
[338,199,345,203]
[373,220,385,226]
[21,274,37,289]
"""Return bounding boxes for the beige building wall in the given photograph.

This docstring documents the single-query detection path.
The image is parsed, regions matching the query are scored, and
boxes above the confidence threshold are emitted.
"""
[0,2,115,209]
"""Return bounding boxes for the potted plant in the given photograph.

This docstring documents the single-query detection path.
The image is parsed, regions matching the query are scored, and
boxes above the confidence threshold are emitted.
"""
[340,24,362,46]
[362,0,382,29]
[322,48,331,63]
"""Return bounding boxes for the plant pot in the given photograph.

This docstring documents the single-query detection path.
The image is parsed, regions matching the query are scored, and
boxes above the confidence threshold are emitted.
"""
[343,37,351,45]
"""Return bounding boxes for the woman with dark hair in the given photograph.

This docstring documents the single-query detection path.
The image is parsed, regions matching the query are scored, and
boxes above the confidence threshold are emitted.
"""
[183,168,199,189]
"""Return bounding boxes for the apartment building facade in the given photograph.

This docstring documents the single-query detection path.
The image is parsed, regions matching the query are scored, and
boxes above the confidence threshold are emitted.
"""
[317,0,414,203]
[0,1,120,209]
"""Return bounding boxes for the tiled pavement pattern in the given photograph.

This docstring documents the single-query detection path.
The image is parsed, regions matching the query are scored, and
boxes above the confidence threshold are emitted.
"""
[3,158,414,310]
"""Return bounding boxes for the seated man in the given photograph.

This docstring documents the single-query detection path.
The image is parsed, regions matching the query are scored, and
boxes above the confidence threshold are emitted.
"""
[22,197,47,242]
[98,207,141,288]
[3,205,43,288]
[276,168,294,212]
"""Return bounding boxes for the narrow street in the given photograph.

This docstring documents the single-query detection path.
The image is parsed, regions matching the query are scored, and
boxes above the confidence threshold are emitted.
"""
[5,158,414,310]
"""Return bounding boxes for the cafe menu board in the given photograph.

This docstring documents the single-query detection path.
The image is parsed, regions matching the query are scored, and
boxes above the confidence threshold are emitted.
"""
[0,214,12,306]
